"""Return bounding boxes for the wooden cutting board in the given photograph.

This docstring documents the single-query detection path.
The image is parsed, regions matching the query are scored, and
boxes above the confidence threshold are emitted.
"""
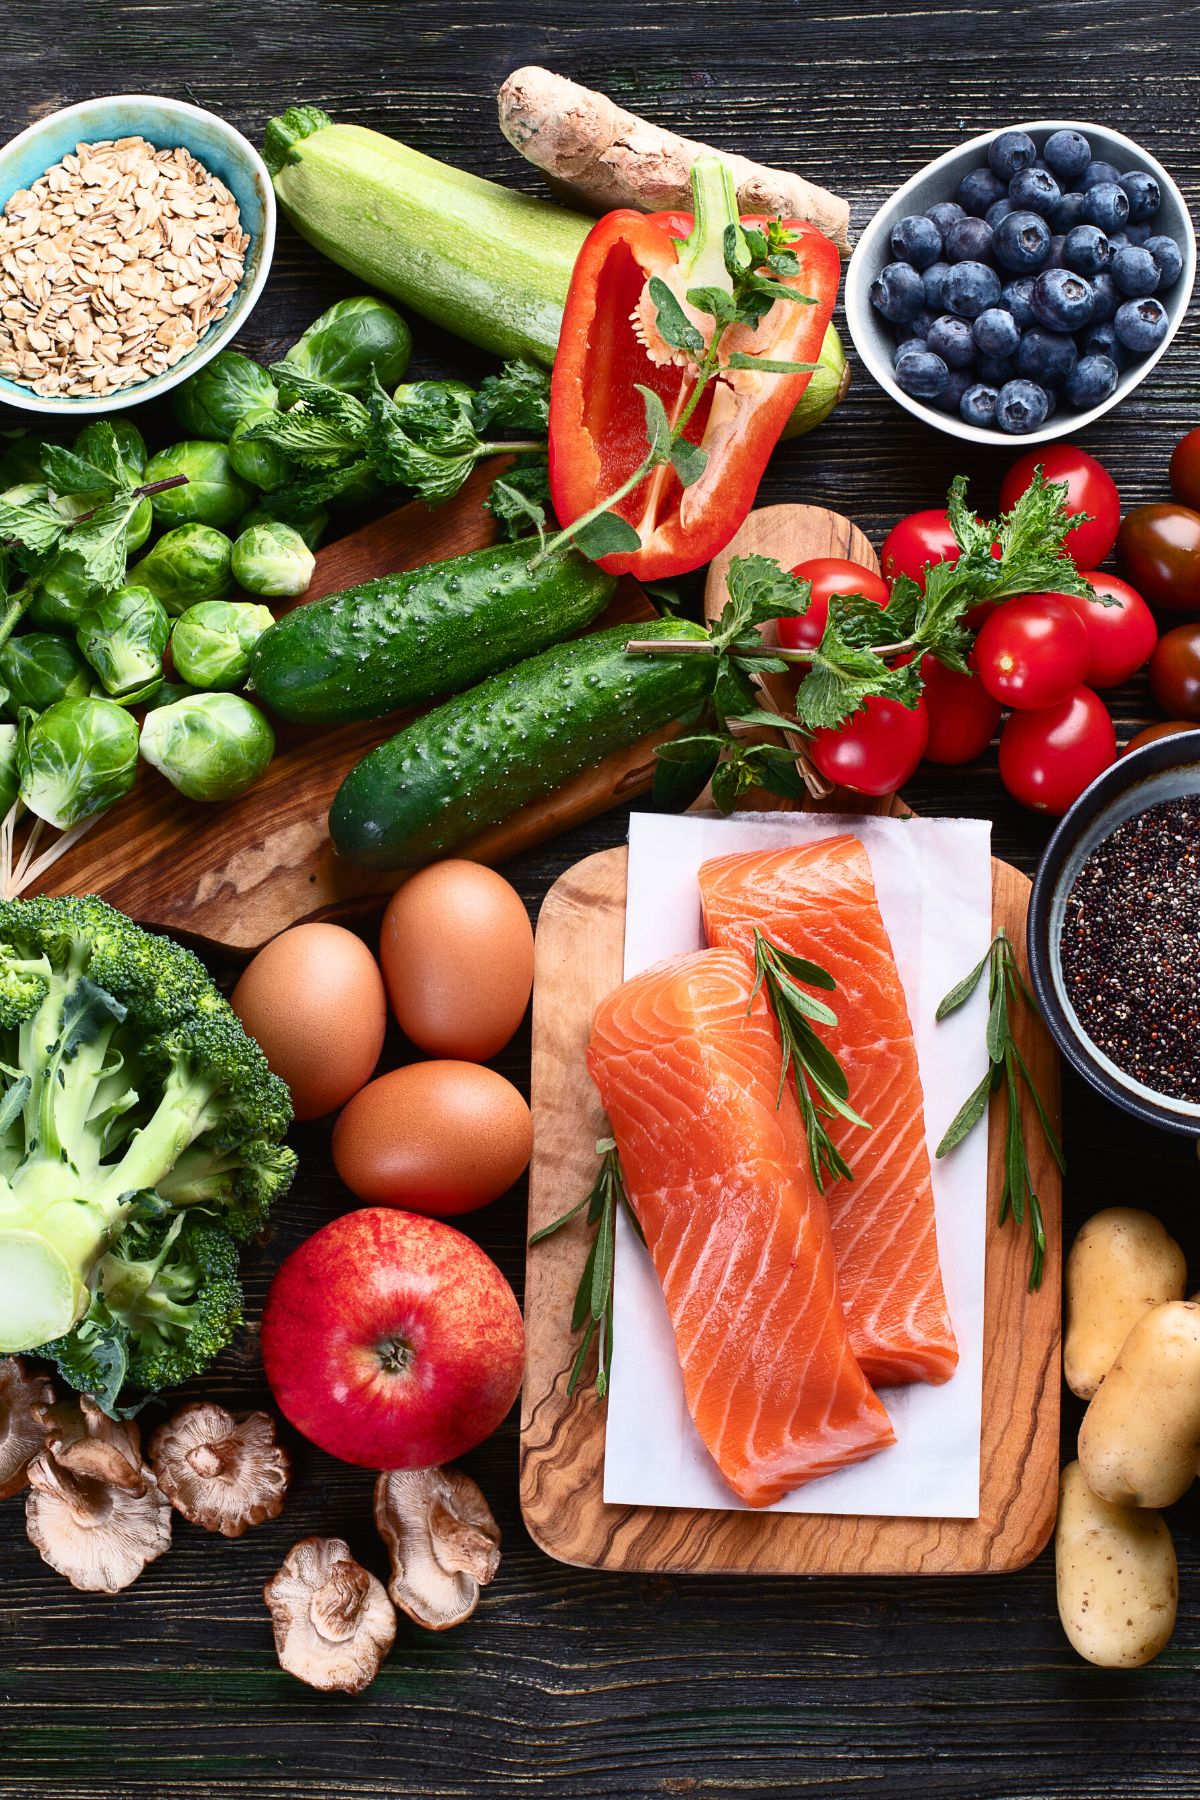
[519,844,1062,1577]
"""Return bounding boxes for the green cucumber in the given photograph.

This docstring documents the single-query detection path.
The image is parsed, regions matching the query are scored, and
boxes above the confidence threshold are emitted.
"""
[249,541,615,725]
[330,617,714,867]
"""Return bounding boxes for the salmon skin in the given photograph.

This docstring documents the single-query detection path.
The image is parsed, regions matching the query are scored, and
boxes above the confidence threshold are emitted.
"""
[699,838,959,1389]
[587,945,895,1507]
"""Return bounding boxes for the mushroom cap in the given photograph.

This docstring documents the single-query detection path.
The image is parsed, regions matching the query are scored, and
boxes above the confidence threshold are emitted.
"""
[149,1401,290,1538]
[0,1357,55,1501]
[25,1396,172,1593]
[264,1536,396,1695]
[374,1465,500,1631]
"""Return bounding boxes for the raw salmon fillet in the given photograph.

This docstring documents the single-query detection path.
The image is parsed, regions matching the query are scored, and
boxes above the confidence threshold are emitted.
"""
[699,838,959,1388]
[587,946,895,1507]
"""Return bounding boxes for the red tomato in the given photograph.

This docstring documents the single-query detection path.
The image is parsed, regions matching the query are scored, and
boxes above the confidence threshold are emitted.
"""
[776,557,889,651]
[1123,721,1200,755]
[999,444,1121,569]
[879,510,960,588]
[972,594,1091,711]
[998,688,1117,814]
[1059,572,1158,689]
[1169,427,1200,511]
[807,692,929,796]
[920,655,1003,764]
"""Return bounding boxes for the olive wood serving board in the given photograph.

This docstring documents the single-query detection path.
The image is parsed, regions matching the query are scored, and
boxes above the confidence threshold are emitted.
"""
[519,844,1062,1576]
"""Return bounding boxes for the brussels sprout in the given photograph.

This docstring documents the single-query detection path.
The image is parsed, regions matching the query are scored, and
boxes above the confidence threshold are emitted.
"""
[0,433,63,487]
[27,548,102,632]
[77,584,170,700]
[240,498,329,552]
[140,692,274,802]
[104,417,148,476]
[18,695,139,829]
[129,524,234,616]
[0,722,18,820]
[125,494,154,554]
[143,441,252,531]
[0,633,93,714]
[280,296,411,396]
[143,679,201,712]
[173,350,278,441]
[227,409,294,492]
[231,522,315,598]
[171,599,274,691]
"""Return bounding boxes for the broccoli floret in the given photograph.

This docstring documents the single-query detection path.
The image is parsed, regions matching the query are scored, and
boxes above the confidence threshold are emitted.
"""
[0,895,294,1410]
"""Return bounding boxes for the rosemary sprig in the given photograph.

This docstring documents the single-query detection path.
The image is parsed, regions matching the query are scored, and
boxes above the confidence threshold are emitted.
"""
[749,929,870,1189]
[935,928,1063,1290]
[529,1135,644,1400]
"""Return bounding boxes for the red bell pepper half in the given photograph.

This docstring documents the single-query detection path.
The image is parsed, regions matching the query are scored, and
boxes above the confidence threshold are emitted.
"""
[548,165,841,582]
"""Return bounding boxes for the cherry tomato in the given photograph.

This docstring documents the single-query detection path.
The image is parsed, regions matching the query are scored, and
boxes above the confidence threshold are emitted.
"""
[1123,721,1200,755]
[879,511,960,588]
[776,557,889,652]
[998,687,1117,814]
[920,655,1002,764]
[972,594,1090,711]
[1149,624,1200,721]
[1169,427,1200,511]
[999,444,1120,569]
[1059,572,1158,689]
[1117,503,1200,614]
[807,693,929,796]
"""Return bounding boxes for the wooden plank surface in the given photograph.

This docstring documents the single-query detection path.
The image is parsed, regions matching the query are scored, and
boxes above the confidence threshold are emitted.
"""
[521,846,1060,1576]
[4,1,1200,1797]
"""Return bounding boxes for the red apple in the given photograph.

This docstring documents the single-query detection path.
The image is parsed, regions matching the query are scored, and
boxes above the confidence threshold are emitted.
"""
[261,1207,524,1468]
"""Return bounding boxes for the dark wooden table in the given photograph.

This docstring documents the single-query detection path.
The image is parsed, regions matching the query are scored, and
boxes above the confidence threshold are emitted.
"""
[4,2,1200,1795]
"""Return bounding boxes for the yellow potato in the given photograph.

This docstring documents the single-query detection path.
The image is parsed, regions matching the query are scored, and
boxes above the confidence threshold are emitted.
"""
[1064,1209,1187,1400]
[1056,1462,1177,1668]
[1078,1301,1200,1508]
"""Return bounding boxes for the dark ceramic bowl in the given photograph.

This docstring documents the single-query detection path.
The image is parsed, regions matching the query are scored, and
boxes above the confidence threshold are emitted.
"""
[1027,730,1200,1135]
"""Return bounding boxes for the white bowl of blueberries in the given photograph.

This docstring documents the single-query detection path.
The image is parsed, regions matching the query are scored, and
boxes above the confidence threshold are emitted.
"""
[845,120,1195,444]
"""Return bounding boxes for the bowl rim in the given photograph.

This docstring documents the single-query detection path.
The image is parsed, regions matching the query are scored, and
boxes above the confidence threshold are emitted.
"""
[0,93,276,417]
[1027,730,1200,1136]
[845,118,1197,448]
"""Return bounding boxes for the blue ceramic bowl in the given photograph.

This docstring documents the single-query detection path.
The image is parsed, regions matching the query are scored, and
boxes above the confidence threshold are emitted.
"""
[0,94,275,417]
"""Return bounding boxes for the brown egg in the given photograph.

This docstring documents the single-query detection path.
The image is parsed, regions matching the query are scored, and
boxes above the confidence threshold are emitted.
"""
[379,860,534,1062]
[332,1062,532,1216]
[232,923,387,1122]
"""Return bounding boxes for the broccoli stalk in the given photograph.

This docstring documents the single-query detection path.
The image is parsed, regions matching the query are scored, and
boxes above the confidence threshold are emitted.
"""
[0,896,295,1409]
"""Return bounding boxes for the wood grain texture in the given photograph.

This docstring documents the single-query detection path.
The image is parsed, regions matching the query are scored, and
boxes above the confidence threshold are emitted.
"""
[5,2,1200,1795]
[521,846,1060,1575]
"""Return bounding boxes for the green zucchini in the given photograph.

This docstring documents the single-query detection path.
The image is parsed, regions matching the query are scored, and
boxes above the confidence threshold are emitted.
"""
[330,617,714,867]
[249,542,615,725]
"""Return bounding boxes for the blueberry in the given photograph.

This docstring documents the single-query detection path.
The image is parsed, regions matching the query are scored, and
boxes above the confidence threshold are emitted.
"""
[1113,296,1170,353]
[927,313,977,368]
[973,306,1021,357]
[891,213,943,269]
[1081,319,1128,367]
[895,308,937,346]
[988,130,1038,181]
[1043,235,1068,269]
[986,196,1017,229]
[1000,276,1037,328]
[1048,190,1088,234]
[870,261,927,323]
[1065,354,1120,408]
[1082,160,1122,190]
[894,336,926,364]
[1062,224,1109,276]
[1089,270,1120,323]
[995,379,1050,433]
[1044,130,1092,181]
[960,382,1001,429]
[1105,233,1131,256]
[978,352,1017,385]
[1111,245,1161,297]
[945,216,994,264]
[895,347,950,399]
[1043,386,1060,422]
[1017,326,1078,386]
[1009,167,1061,213]
[1123,222,1152,247]
[1119,171,1161,223]
[925,200,966,235]
[943,260,1002,318]
[923,261,953,309]
[1083,183,1130,233]
[957,166,1008,217]
[936,369,976,415]
[1145,235,1183,287]
[1031,267,1095,331]
[993,209,1052,273]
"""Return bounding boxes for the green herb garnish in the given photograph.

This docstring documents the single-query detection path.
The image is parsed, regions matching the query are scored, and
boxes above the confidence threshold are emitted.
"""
[935,928,1062,1290]
[529,1135,644,1400]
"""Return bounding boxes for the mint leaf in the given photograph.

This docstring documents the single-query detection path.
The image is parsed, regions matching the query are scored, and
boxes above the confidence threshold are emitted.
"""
[686,285,737,331]
[41,422,131,498]
[796,615,924,731]
[0,496,67,556]
[636,383,673,462]
[725,352,816,373]
[69,493,141,590]
[670,437,707,487]
[648,276,705,356]
[472,358,551,433]
[574,510,641,560]
[487,455,551,545]
[710,555,812,651]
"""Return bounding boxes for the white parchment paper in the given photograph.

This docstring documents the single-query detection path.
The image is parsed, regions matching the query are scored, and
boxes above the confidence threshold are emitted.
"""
[602,810,993,1518]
